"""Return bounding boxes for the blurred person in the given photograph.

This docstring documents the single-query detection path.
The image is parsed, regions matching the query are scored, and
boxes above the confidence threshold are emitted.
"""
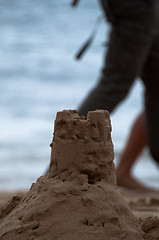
[78,0,159,189]
[116,112,148,189]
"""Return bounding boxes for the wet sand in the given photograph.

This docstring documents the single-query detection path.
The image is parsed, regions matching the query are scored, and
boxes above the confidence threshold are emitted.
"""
[0,188,158,218]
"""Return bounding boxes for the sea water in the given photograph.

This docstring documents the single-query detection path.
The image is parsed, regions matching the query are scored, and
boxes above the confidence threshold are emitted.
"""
[0,0,158,190]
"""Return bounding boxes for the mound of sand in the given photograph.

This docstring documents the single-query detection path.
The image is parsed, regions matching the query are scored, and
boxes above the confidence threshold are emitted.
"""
[0,110,158,240]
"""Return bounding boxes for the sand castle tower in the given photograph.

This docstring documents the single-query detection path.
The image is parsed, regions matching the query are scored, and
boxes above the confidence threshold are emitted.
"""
[49,110,116,185]
[0,110,144,240]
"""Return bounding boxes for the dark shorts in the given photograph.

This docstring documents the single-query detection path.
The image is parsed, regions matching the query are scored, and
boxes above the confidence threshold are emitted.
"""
[78,0,159,164]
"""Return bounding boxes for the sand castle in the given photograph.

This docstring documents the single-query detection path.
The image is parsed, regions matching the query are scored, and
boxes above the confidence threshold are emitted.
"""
[0,110,158,239]
[49,110,115,184]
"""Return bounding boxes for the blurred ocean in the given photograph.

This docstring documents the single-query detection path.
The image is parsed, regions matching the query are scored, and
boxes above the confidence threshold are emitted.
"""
[0,0,158,190]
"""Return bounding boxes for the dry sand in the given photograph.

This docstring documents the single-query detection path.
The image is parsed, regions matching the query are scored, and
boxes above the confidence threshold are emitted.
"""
[0,110,158,240]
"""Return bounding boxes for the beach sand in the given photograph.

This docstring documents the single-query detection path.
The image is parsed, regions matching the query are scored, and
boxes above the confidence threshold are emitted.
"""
[0,188,158,239]
[0,188,158,218]
[0,110,158,240]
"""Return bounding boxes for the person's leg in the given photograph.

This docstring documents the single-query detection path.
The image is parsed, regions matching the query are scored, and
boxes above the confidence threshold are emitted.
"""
[116,2,159,189]
[140,2,159,165]
[78,0,156,116]
[116,112,148,189]
[142,27,159,166]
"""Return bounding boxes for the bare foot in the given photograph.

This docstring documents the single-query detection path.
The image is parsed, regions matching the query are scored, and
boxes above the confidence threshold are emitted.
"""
[116,174,156,192]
